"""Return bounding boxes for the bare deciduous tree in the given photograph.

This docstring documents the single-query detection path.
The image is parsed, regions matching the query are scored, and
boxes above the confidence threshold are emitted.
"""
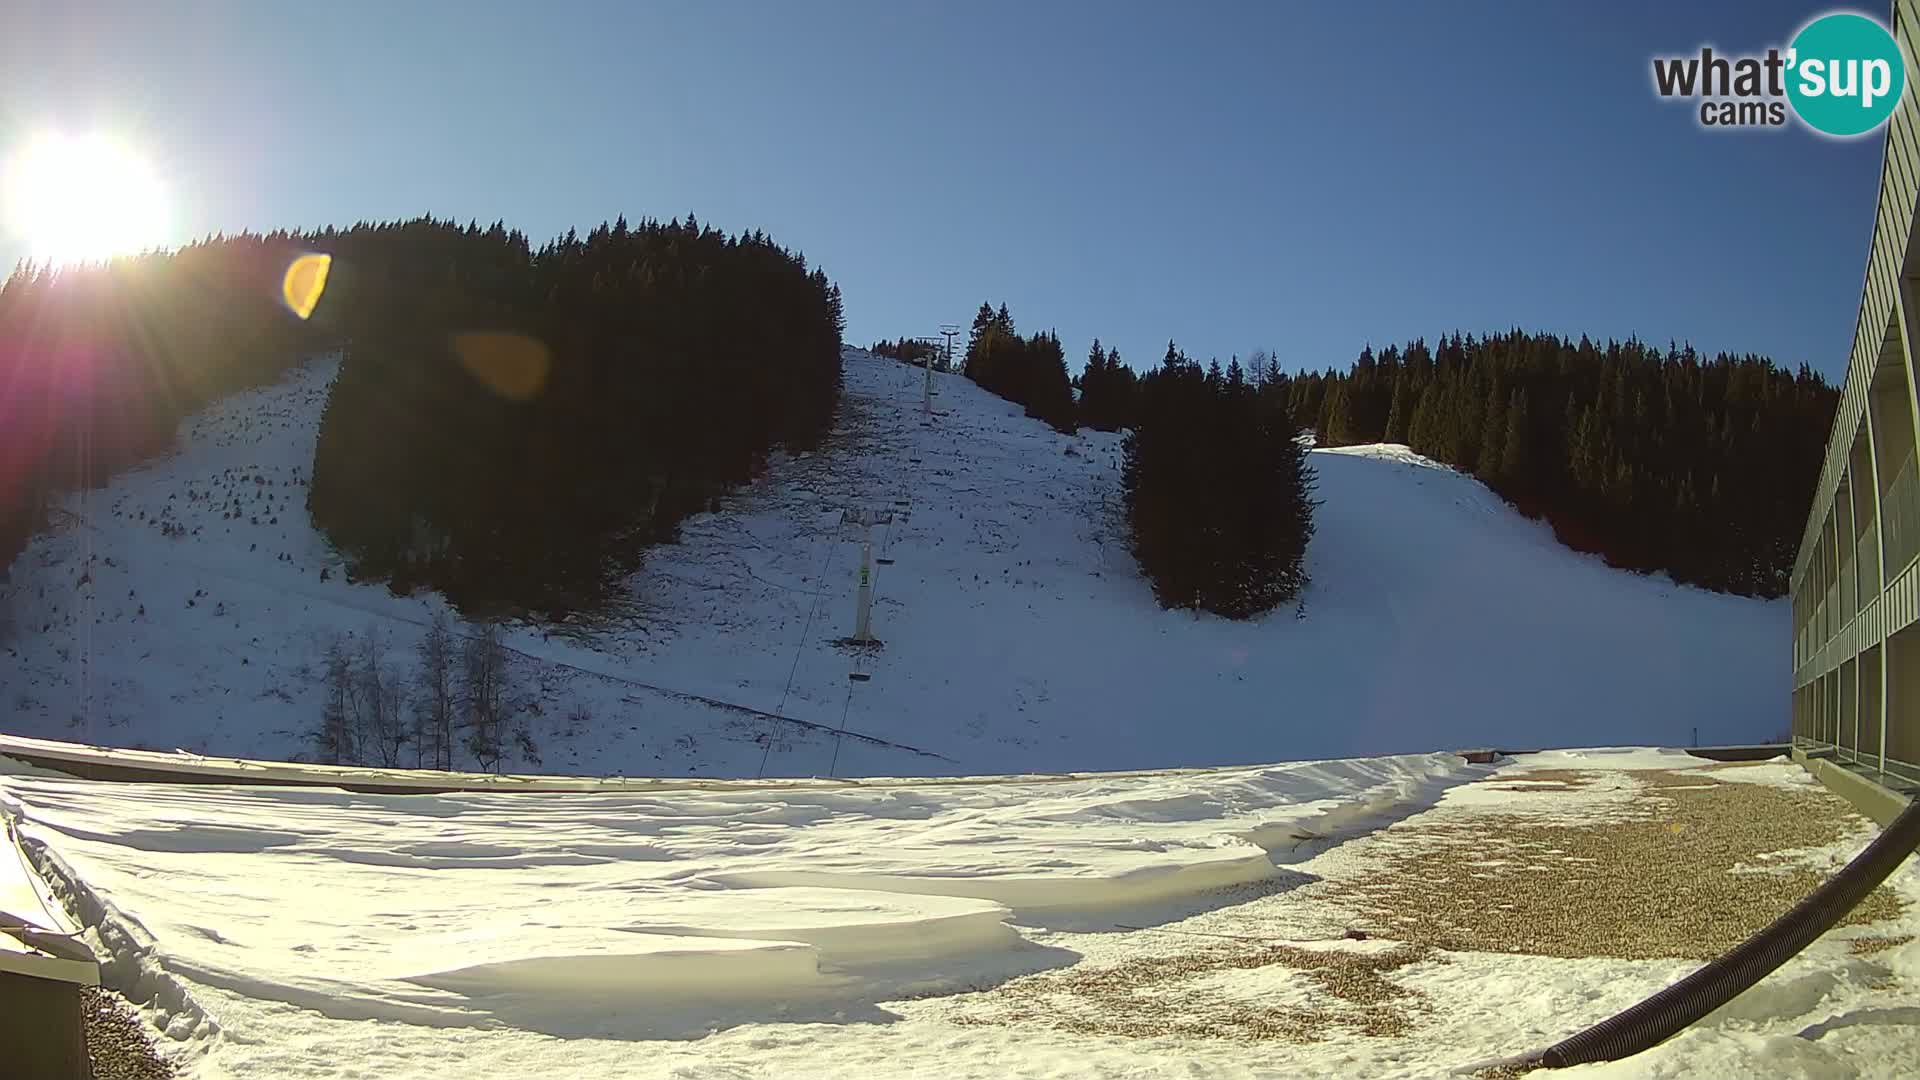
[317,631,356,764]
[357,626,409,767]
[1247,349,1273,388]
[461,620,510,773]
[415,613,456,770]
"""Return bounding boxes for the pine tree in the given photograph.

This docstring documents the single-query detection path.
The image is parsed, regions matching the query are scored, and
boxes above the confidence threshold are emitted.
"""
[1081,338,1120,431]
[1023,330,1076,433]
[1407,383,1440,455]
[1478,383,1508,481]
[1105,346,1137,430]
[967,301,995,360]
[1124,353,1315,619]
[1384,377,1411,444]
[1322,380,1354,444]
[1079,339,1104,419]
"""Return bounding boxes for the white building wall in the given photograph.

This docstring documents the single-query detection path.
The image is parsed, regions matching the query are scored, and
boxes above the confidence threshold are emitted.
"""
[1790,0,1920,783]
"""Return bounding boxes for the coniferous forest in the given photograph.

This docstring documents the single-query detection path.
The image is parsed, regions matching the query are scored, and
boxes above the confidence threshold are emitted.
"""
[1122,344,1317,617]
[305,216,844,615]
[0,216,846,618]
[871,337,949,369]
[963,308,1313,619]
[961,303,1077,433]
[1076,338,1139,433]
[969,312,1830,610]
[1266,332,1836,597]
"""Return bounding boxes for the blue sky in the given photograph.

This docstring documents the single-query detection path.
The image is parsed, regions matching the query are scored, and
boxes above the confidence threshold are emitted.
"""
[0,1,1888,379]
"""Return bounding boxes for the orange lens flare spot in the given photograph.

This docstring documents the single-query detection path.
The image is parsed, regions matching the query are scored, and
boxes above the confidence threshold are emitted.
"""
[282,254,332,320]
[451,332,551,401]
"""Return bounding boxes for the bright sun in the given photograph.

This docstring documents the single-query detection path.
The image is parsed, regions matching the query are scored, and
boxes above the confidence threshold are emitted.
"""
[4,132,169,267]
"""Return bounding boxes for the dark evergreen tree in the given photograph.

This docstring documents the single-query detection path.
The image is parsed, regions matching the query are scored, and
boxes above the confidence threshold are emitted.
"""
[1022,330,1076,433]
[1383,377,1411,444]
[961,305,1079,432]
[1478,381,1508,480]
[303,215,845,615]
[872,337,938,365]
[1077,340,1138,431]
[1498,387,1531,494]
[1322,379,1354,444]
[1122,342,1315,618]
[1109,346,1137,427]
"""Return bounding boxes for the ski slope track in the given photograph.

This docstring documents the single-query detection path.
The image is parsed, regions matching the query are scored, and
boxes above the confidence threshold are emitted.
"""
[0,347,1783,779]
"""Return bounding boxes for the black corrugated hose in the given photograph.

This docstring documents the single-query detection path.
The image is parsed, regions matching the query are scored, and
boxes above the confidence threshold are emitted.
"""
[1499,793,1920,1071]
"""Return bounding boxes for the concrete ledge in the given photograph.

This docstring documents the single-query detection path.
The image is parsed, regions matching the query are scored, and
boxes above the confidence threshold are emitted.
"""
[4,819,99,987]
[1684,743,1792,762]
[1793,746,1916,827]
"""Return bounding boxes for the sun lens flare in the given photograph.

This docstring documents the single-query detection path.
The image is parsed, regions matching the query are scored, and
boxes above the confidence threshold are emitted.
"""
[3,131,170,266]
[452,331,552,400]
[282,253,332,320]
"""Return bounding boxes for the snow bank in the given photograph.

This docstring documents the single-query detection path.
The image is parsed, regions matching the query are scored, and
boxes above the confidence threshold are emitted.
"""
[1508,746,1740,771]
[8,747,1912,1079]
[0,749,1476,1061]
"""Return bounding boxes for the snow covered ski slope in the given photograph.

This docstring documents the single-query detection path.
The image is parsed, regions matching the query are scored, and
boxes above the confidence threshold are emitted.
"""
[0,348,1785,778]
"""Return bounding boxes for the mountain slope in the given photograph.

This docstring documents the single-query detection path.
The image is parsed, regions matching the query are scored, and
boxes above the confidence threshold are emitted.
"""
[0,348,1784,776]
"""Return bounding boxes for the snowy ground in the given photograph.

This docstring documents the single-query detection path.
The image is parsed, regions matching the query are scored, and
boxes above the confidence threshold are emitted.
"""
[0,348,1786,779]
[2,746,1911,1078]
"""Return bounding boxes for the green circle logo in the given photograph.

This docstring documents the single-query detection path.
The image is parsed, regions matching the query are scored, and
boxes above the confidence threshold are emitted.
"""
[1787,13,1907,136]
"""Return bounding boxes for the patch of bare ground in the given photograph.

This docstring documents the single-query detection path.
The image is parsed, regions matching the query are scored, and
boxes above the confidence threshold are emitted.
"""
[944,765,1906,1049]
[1319,769,1902,960]
[83,987,173,1080]
[1849,933,1915,956]
[950,941,1441,1043]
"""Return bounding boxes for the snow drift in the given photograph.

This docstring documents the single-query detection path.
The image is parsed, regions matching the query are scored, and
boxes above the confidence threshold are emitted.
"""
[0,750,1475,1054]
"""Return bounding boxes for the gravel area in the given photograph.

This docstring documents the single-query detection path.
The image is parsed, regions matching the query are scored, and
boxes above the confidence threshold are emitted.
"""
[82,986,173,1080]
[951,940,1441,1043]
[942,760,1909,1049]
[1313,767,1903,960]
[1850,933,1916,955]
